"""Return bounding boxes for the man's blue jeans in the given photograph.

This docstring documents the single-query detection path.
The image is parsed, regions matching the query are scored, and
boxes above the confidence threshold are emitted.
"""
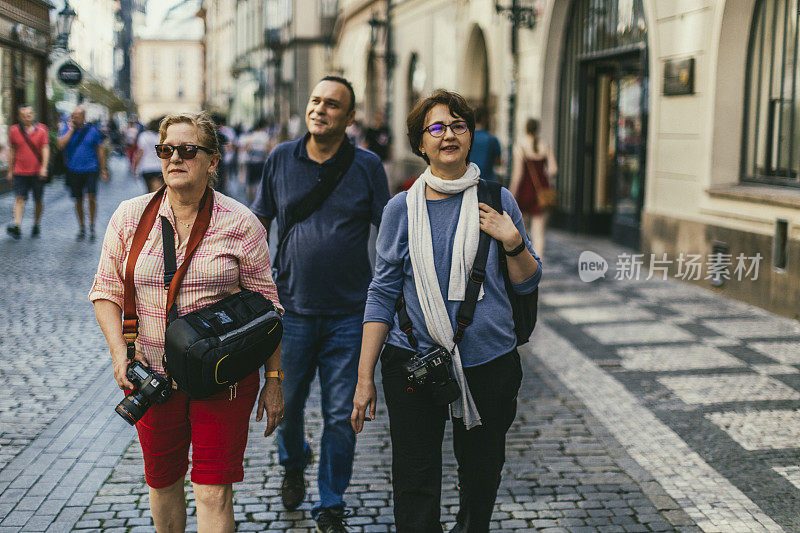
[277,311,362,517]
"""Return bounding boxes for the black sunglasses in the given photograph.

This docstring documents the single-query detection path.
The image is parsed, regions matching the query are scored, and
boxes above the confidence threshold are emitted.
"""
[423,121,469,138]
[155,144,214,160]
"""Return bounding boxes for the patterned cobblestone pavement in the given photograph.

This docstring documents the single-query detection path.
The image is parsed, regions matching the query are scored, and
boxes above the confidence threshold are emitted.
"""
[537,233,800,532]
[0,165,797,531]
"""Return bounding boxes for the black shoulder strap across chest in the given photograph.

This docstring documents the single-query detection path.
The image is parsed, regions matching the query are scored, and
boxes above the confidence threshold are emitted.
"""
[397,179,495,347]
[273,139,356,265]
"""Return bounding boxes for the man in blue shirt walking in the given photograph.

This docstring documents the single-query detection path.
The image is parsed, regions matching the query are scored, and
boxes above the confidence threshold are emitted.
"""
[57,107,107,240]
[251,76,390,532]
[470,106,502,183]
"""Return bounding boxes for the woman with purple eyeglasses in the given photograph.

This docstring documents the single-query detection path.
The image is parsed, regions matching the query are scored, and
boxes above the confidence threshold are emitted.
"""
[351,90,542,532]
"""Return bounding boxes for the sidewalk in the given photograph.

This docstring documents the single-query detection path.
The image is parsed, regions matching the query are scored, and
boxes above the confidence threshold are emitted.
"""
[535,230,800,532]
[0,167,799,531]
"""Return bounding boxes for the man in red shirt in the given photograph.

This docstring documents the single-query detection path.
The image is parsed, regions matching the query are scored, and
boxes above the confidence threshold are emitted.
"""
[6,105,49,239]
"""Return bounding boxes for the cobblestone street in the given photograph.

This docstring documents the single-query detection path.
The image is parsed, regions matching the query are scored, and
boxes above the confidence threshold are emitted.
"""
[1,159,800,531]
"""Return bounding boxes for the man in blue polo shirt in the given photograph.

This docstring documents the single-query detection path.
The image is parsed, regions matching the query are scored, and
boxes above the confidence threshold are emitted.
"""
[57,106,107,240]
[251,76,389,532]
[470,106,502,183]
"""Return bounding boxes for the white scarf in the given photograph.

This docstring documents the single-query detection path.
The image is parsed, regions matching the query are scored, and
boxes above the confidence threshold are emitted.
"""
[406,163,482,429]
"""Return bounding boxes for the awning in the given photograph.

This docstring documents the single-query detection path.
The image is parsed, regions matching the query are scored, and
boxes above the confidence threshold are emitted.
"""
[49,53,131,112]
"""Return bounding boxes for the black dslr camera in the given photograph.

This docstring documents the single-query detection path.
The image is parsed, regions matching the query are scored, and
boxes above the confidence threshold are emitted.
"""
[402,346,461,406]
[115,361,173,425]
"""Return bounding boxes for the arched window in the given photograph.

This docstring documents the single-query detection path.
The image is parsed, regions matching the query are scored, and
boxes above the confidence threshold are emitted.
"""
[744,0,800,185]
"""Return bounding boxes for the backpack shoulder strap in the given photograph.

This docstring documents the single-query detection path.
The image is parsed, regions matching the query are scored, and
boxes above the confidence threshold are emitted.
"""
[479,179,514,292]
[452,179,495,344]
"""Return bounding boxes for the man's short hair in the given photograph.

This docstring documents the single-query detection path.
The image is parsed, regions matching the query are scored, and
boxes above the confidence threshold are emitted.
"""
[320,75,356,113]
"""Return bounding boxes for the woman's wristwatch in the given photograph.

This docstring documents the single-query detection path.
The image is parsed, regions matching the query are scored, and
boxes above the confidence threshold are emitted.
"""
[265,369,284,382]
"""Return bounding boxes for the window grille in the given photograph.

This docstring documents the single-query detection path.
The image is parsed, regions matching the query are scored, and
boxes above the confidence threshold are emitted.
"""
[744,0,800,185]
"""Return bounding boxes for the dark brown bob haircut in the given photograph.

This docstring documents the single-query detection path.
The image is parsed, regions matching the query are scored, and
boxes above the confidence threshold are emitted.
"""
[406,89,476,164]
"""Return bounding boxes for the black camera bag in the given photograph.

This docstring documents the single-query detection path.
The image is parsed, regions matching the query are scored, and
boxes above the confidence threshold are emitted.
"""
[163,288,282,398]
[160,214,281,399]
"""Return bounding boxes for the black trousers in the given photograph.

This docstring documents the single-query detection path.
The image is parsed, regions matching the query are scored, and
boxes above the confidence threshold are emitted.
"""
[381,344,523,533]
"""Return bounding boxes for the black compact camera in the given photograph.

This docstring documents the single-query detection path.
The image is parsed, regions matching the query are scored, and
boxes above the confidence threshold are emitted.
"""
[402,346,461,406]
[115,361,173,425]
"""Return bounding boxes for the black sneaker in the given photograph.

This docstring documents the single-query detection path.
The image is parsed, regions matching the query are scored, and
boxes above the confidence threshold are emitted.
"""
[6,225,20,240]
[281,467,305,510]
[315,508,350,533]
[89,227,96,242]
[76,227,85,241]
[31,225,40,237]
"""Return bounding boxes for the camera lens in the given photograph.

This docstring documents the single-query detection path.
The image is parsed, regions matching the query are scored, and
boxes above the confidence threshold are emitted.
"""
[115,391,150,426]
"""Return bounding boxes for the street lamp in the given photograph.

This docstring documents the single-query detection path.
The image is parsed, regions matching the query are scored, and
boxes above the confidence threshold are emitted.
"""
[495,0,542,184]
[495,0,539,29]
[366,1,395,158]
[54,0,77,51]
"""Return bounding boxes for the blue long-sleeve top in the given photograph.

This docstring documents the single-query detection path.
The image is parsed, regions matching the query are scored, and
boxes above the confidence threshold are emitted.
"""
[363,186,542,367]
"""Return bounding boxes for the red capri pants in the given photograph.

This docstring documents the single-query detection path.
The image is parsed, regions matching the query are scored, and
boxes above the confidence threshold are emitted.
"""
[133,371,259,488]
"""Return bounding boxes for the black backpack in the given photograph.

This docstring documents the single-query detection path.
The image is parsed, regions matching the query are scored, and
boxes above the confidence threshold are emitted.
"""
[478,179,539,345]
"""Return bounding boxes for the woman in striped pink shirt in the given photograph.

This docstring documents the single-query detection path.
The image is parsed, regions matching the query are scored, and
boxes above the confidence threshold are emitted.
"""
[90,112,283,532]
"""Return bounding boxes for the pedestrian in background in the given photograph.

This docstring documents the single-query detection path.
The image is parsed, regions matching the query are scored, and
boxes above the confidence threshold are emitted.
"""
[218,116,238,186]
[57,107,108,241]
[251,75,390,532]
[133,117,163,193]
[244,119,270,204]
[362,110,392,163]
[509,117,557,258]
[6,105,49,239]
[90,112,284,533]
[470,106,502,183]
[124,114,143,171]
[352,90,541,532]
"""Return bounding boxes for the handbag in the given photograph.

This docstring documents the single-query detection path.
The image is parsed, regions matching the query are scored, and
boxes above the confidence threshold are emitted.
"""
[525,159,557,210]
[121,186,283,399]
[479,179,539,345]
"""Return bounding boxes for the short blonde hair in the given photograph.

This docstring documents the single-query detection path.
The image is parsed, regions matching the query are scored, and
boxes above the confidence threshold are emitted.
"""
[159,112,221,185]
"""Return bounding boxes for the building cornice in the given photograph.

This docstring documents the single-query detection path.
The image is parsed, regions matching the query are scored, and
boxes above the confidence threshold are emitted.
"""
[0,0,52,34]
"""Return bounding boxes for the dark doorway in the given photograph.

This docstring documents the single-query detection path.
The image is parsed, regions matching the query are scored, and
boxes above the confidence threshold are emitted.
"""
[556,0,648,249]
[579,54,647,247]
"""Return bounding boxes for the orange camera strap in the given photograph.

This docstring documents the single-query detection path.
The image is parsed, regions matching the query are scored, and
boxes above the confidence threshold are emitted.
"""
[121,185,213,360]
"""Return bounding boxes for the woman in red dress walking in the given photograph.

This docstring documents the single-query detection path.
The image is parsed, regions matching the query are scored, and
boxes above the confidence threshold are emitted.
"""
[509,118,557,258]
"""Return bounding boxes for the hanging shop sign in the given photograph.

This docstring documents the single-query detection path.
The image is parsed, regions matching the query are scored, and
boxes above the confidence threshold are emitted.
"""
[57,62,83,87]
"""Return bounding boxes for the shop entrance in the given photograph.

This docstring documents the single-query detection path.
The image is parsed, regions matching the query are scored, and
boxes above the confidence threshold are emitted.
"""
[556,0,648,249]
[580,54,647,247]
